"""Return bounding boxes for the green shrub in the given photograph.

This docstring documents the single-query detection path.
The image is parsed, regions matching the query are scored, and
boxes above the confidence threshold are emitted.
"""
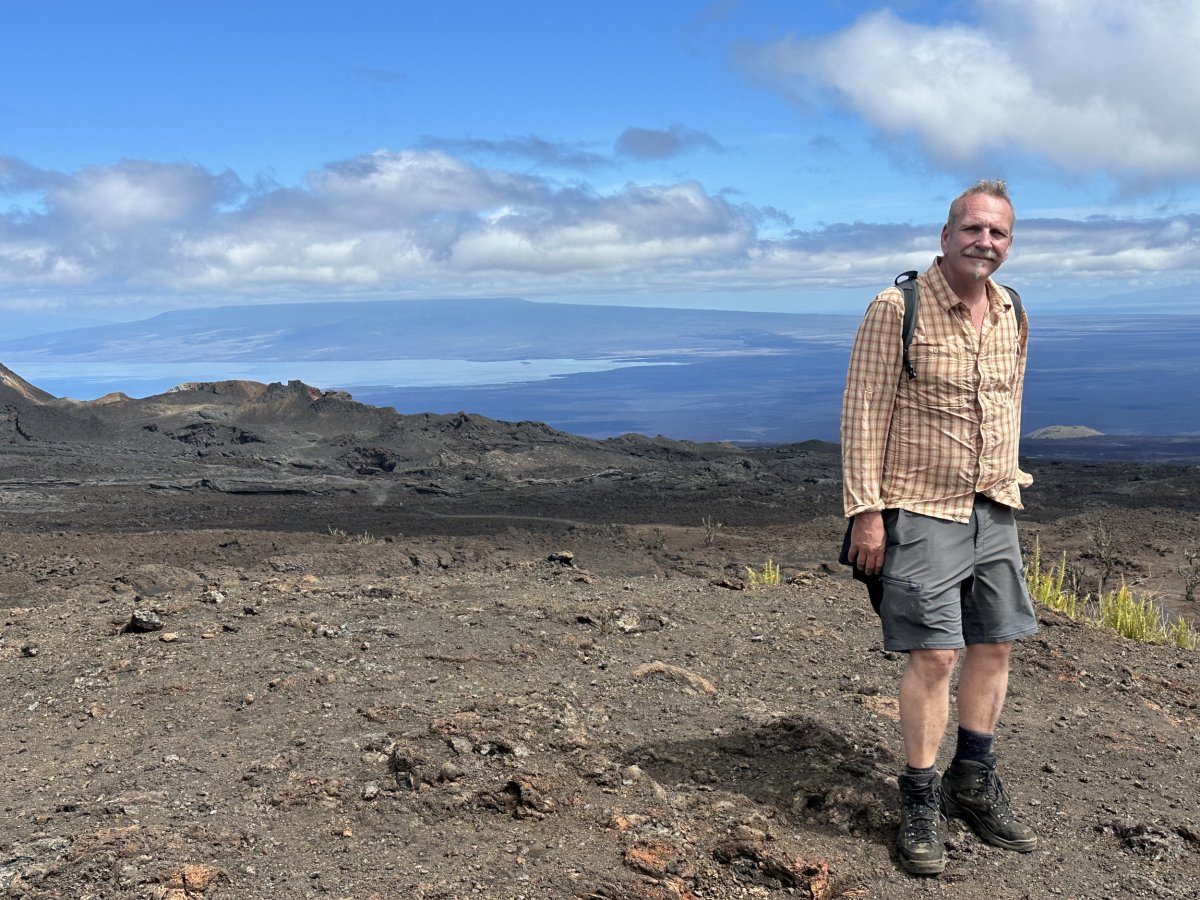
[327,525,377,545]
[745,558,781,588]
[702,515,723,546]
[1026,538,1199,651]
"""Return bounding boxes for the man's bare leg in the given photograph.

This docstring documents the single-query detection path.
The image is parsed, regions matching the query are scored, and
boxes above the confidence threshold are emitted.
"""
[956,641,1012,733]
[895,648,957,874]
[899,649,959,767]
[942,640,1038,851]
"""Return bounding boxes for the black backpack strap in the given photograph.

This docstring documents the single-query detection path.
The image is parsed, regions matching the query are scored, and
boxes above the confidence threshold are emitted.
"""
[1000,284,1024,336]
[896,274,1023,377]
[895,270,919,380]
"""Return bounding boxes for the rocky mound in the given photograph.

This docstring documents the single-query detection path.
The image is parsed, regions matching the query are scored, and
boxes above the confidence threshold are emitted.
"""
[1026,425,1105,440]
[0,363,763,488]
[0,363,56,405]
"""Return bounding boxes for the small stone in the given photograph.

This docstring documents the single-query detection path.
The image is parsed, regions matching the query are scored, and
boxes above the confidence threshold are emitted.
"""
[548,550,575,566]
[362,781,380,801]
[20,644,39,657]
[438,761,465,782]
[200,590,225,604]
[126,609,165,633]
[610,813,646,831]
[623,840,677,878]
[160,632,179,643]
[242,693,256,705]
[613,611,640,633]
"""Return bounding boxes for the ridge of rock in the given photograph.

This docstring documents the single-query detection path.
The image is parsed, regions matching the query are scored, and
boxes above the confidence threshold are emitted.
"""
[0,362,56,404]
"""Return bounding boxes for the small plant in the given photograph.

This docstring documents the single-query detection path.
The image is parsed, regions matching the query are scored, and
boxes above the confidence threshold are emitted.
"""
[1179,550,1200,602]
[1026,538,1199,651]
[702,515,723,546]
[745,558,781,588]
[327,525,377,545]
[1089,519,1118,596]
[1026,542,1079,618]
[1169,616,1199,650]
[1099,583,1168,644]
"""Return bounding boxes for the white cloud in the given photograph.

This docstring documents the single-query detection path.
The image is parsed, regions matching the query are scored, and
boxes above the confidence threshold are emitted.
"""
[743,1,1200,185]
[0,152,759,299]
[3,150,1200,307]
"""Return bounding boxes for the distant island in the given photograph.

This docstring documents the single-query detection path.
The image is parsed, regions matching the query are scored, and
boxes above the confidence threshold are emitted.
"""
[1025,425,1105,440]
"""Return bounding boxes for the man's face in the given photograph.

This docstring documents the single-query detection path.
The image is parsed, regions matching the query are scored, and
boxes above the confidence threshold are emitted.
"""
[940,194,1014,286]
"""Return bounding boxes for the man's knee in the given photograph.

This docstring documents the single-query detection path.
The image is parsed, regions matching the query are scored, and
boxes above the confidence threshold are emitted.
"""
[965,641,1014,667]
[906,648,959,682]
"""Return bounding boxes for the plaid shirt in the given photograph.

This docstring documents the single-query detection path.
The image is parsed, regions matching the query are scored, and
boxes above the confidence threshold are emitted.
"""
[841,259,1031,524]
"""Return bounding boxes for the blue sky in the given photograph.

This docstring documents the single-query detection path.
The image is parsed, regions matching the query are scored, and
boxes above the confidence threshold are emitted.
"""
[3,0,1200,328]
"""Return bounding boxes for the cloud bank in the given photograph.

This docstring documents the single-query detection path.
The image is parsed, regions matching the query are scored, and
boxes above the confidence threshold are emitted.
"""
[0,152,757,302]
[743,0,1200,185]
[3,151,1200,308]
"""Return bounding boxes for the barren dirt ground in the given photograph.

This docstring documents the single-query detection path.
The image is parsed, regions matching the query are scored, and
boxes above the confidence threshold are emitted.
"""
[1,446,1199,900]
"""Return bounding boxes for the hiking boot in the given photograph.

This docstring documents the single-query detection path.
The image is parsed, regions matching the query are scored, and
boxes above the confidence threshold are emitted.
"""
[942,756,1038,852]
[897,773,946,875]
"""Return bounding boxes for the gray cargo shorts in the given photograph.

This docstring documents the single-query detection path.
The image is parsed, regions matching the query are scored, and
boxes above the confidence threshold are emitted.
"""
[878,496,1038,652]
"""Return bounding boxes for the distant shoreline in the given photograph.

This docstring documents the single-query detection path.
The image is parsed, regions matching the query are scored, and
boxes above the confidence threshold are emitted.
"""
[723,435,1200,466]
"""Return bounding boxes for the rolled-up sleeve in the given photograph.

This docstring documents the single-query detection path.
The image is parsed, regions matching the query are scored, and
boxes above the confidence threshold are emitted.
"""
[841,294,903,518]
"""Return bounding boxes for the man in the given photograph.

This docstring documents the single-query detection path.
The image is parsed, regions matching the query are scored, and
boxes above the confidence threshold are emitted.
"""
[841,180,1039,875]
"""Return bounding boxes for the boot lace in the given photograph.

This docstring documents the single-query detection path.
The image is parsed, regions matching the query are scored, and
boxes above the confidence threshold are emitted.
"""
[903,790,942,841]
[980,767,1016,824]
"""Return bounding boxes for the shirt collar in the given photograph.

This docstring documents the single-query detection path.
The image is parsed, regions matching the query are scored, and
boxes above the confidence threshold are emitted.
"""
[928,257,1011,312]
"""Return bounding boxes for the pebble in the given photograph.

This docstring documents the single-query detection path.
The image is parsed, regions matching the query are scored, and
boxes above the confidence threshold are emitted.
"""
[126,609,165,633]
[438,761,464,782]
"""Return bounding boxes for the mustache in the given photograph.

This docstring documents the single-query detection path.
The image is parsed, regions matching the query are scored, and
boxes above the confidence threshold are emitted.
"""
[964,249,1001,262]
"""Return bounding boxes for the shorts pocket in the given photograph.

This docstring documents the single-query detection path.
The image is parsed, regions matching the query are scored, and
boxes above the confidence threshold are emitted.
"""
[881,574,922,594]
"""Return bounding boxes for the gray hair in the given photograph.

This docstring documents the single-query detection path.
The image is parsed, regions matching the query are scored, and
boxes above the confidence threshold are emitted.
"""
[947,179,1014,229]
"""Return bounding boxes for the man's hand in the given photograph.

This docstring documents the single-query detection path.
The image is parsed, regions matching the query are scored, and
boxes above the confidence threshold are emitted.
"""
[849,511,886,576]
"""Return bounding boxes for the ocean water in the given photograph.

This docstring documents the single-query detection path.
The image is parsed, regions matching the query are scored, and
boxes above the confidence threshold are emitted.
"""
[12,315,1200,449]
[357,316,1200,444]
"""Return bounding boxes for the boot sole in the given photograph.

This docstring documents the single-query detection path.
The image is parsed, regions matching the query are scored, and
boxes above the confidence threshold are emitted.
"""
[943,796,1038,852]
[899,853,946,875]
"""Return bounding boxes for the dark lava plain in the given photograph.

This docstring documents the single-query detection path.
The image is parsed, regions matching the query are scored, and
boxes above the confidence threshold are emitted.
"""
[1,370,1198,899]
